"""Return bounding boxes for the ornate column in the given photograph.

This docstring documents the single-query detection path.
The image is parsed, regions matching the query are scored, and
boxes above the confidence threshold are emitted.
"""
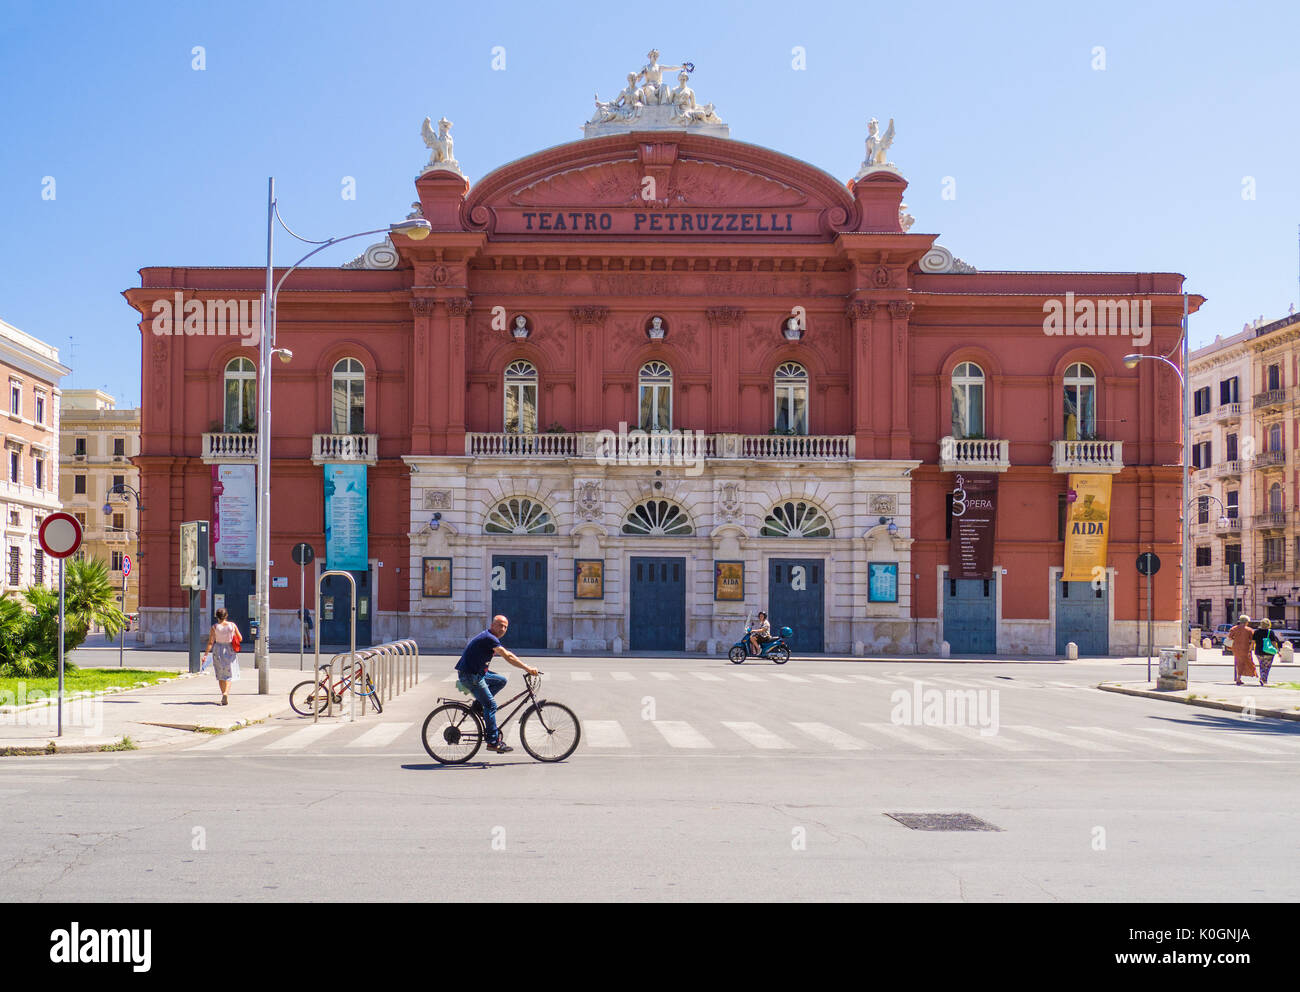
[410,297,434,454]
[887,300,913,459]
[571,305,609,431]
[444,297,472,452]
[706,306,745,432]
[846,300,876,457]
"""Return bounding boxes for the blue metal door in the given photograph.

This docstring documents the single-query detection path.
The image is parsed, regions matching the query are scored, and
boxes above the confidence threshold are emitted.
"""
[629,556,686,651]
[1055,579,1108,656]
[211,568,253,640]
[320,569,372,647]
[768,558,825,653]
[490,555,547,650]
[943,578,996,654]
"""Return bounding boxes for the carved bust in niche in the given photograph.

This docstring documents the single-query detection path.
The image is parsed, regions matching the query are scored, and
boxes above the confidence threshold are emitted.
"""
[782,315,803,340]
[646,315,667,340]
[512,314,530,339]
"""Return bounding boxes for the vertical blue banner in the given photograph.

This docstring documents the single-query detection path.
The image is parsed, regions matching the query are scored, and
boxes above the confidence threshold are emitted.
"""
[324,464,368,571]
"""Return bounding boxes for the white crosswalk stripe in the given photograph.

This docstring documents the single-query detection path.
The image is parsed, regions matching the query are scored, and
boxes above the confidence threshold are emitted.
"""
[808,673,851,684]
[584,720,632,748]
[933,725,1033,750]
[190,726,277,750]
[848,674,896,684]
[690,672,725,682]
[346,722,412,748]
[653,721,713,748]
[771,673,808,683]
[570,672,593,681]
[722,722,793,749]
[610,672,636,682]
[730,671,764,682]
[1068,725,1204,753]
[858,722,953,750]
[650,672,678,680]
[790,722,871,750]
[1141,727,1276,754]
[1010,725,1124,752]
[265,723,347,750]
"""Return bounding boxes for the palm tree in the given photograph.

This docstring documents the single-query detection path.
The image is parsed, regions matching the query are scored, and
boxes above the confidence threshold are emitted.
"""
[0,558,125,678]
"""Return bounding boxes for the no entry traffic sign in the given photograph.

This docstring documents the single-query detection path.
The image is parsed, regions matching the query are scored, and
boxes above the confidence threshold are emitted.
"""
[123,554,132,577]
[39,512,83,559]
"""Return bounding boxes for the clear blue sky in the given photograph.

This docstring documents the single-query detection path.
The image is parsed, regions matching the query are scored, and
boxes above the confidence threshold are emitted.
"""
[2,0,1297,403]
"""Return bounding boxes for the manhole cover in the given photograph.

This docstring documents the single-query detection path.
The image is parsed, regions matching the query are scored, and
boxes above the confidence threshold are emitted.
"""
[885,812,1002,832]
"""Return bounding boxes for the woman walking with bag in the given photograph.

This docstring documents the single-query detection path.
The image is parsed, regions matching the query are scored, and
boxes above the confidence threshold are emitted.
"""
[203,608,243,705]
[1252,617,1281,687]
[1227,614,1257,686]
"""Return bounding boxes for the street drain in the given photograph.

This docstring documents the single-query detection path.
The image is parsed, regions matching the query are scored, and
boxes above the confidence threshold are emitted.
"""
[885,812,1002,832]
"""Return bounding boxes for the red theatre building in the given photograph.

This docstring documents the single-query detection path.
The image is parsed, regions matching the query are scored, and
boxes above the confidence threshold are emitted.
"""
[127,77,1194,655]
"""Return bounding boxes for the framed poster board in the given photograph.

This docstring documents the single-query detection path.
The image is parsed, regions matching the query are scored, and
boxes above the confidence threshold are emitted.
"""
[868,562,899,603]
[575,559,604,599]
[715,560,744,601]
[422,557,453,598]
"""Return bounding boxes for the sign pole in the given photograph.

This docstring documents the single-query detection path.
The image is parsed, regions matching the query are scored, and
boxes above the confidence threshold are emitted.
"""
[39,514,82,739]
[1146,572,1153,682]
[120,573,126,668]
[58,557,64,738]
[299,561,305,672]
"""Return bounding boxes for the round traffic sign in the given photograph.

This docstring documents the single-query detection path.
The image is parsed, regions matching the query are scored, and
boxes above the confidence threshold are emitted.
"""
[122,554,132,577]
[39,512,83,559]
[1136,551,1161,576]
[291,543,315,566]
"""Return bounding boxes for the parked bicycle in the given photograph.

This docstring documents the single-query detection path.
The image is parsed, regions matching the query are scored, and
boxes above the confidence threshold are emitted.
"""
[421,672,580,763]
[290,658,383,716]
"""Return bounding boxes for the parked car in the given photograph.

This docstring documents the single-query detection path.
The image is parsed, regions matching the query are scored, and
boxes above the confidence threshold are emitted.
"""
[1207,624,1233,647]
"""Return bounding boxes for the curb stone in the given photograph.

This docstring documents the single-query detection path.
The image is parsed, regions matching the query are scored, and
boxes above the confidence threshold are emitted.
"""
[1097,682,1300,722]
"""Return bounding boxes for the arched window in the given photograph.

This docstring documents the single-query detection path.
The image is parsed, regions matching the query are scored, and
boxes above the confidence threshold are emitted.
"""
[1270,483,1283,514]
[1268,423,1283,452]
[504,361,538,434]
[638,361,672,432]
[774,362,808,434]
[1063,363,1096,441]
[761,500,832,538]
[951,362,985,439]
[484,496,555,534]
[223,357,256,432]
[331,358,365,435]
[622,499,693,536]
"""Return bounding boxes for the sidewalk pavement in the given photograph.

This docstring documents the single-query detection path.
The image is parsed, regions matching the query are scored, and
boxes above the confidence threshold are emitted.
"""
[1099,677,1300,722]
[0,664,306,754]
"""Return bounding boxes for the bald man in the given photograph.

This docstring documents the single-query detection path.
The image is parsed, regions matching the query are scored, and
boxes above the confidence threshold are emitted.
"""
[454,615,538,753]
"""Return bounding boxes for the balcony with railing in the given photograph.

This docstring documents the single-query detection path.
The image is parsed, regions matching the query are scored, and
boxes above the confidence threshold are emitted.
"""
[467,433,579,458]
[312,434,379,465]
[1254,449,1287,469]
[1215,516,1242,534]
[1192,466,1214,485]
[1254,388,1287,410]
[1253,510,1288,529]
[938,437,1011,472]
[1052,439,1123,474]
[1214,402,1244,422]
[202,432,257,463]
[1214,460,1242,478]
[464,431,855,462]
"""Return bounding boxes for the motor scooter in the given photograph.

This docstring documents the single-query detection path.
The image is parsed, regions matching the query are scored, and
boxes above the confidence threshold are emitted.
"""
[728,618,792,664]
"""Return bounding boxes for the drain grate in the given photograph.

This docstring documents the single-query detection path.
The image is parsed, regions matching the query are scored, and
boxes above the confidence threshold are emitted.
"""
[885,812,1002,832]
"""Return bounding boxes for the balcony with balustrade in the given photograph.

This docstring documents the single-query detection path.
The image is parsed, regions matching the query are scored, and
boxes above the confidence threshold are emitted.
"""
[201,432,257,463]
[938,437,1011,472]
[1214,402,1243,423]
[1051,439,1123,474]
[1253,449,1287,470]
[312,434,379,466]
[463,431,856,462]
[1214,460,1242,479]
[1253,510,1288,530]
[1214,516,1242,534]
[1254,388,1287,411]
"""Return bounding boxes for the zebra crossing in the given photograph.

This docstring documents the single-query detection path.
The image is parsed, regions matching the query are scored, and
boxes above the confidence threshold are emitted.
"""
[182,713,1300,759]
[430,669,1093,691]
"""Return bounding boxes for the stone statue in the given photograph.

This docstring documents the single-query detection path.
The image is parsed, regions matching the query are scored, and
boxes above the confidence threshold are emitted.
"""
[589,73,644,124]
[647,316,666,339]
[670,70,696,115]
[512,315,530,338]
[673,102,722,125]
[855,117,897,177]
[899,203,915,232]
[420,116,461,175]
[638,49,684,105]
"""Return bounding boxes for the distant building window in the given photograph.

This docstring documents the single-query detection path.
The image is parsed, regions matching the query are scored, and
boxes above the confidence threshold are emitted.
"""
[114,437,125,456]
[112,513,124,531]
[638,361,672,432]
[1195,546,1211,567]
[1225,544,1242,565]
[74,437,86,456]
[1063,363,1097,440]
[8,510,19,526]
[503,361,537,435]
[33,458,42,490]
[774,362,809,435]
[1220,377,1239,404]
[74,474,85,494]
[73,512,86,528]
[33,549,43,585]
[9,384,19,416]
[332,358,366,435]
[34,394,44,425]
[111,551,123,572]
[8,452,17,484]
[8,547,19,586]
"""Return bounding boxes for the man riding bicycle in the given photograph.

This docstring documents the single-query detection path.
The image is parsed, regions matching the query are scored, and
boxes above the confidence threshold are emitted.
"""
[455,615,538,754]
[748,611,774,656]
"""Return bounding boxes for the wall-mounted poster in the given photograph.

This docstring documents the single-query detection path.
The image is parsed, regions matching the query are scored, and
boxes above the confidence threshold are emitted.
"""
[211,464,256,569]
[324,463,368,571]
[575,559,604,599]
[422,557,452,598]
[1063,473,1113,581]
[948,472,998,580]
[868,562,899,603]
[715,560,744,601]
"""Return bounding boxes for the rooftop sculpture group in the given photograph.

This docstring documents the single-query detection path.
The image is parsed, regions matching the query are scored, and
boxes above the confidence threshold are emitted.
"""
[584,50,728,137]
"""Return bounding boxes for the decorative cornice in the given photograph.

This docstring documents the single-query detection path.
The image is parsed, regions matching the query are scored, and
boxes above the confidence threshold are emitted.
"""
[570,305,609,324]
[706,306,746,324]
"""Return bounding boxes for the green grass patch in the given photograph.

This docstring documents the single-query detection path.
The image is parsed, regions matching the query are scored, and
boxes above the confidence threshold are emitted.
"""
[99,735,137,752]
[1275,681,1300,691]
[0,668,178,700]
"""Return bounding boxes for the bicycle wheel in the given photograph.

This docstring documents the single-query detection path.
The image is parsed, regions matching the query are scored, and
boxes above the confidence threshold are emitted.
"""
[421,703,483,764]
[359,676,383,714]
[518,701,581,762]
[770,645,790,665]
[289,680,331,717]
[728,646,746,664]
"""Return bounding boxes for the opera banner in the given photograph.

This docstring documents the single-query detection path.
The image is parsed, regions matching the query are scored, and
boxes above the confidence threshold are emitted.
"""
[949,473,998,580]
[714,561,744,601]
[324,464,368,571]
[211,464,256,569]
[422,557,452,598]
[575,560,604,600]
[1063,473,1113,581]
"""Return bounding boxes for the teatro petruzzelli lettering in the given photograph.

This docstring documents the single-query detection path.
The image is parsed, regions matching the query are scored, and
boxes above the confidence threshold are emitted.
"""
[518,210,797,233]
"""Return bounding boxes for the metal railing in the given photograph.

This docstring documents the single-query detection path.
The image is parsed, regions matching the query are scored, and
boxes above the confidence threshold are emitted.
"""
[1254,389,1287,409]
[312,638,420,724]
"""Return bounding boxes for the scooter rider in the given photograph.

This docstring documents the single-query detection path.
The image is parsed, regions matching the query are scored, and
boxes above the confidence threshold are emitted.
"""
[749,611,773,656]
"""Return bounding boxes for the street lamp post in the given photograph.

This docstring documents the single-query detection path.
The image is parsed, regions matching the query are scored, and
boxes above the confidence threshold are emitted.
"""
[1124,293,1191,655]
[253,179,431,693]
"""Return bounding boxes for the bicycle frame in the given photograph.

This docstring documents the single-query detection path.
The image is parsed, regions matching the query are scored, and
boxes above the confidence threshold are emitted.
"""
[443,674,546,736]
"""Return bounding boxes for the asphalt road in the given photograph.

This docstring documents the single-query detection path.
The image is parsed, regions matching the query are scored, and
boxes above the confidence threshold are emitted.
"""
[2,656,1296,902]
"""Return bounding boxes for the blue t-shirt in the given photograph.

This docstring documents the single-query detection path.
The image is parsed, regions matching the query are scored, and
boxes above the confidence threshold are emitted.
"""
[455,630,502,677]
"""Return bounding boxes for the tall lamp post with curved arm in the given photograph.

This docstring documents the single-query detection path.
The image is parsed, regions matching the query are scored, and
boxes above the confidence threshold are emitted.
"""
[254,179,431,693]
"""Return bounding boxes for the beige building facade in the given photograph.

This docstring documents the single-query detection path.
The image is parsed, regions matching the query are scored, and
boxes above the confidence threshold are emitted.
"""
[58,390,141,615]
[0,318,70,594]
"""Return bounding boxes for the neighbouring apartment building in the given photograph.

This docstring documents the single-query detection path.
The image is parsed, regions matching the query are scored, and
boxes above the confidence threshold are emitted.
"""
[58,389,141,615]
[0,317,70,593]
[125,61,1194,655]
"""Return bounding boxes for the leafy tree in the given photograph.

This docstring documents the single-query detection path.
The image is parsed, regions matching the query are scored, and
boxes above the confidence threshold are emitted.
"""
[0,558,125,678]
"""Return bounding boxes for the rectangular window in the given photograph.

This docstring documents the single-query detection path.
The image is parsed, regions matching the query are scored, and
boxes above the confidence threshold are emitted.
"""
[7,452,16,484]
[73,512,86,528]
[112,474,124,492]
[1197,496,1209,524]
[8,510,18,527]
[33,549,43,585]
[74,474,85,494]
[34,394,44,425]
[111,550,123,572]
[1195,546,1212,567]
[9,384,18,416]
[1265,537,1284,564]
[74,437,86,456]
[1193,387,1211,415]
[1226,433,1237,461]
[1225,544,1242,565]
[112,513,124,531]
[8,547,19,586]
[1220,377,1239,404]
[1227,491,1238,517]
[33,458,42,490]
[113,437,125,456]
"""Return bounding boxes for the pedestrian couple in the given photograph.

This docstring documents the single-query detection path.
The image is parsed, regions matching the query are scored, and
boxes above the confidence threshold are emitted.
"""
[1226,614,1281,687]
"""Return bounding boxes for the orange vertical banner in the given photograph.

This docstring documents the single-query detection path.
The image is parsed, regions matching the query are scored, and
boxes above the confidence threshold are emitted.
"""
[1063,474,1112,581]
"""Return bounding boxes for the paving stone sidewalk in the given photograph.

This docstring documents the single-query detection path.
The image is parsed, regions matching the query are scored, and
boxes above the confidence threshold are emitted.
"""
[1099,677,1300,721]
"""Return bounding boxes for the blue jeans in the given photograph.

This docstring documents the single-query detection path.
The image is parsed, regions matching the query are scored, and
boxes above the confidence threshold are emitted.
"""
[463,671,507,742]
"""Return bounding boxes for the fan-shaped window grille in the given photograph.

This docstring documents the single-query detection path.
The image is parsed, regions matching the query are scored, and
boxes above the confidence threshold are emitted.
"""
[761,501,832,538]
[621,499,693,536]
[484,497,556,535]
